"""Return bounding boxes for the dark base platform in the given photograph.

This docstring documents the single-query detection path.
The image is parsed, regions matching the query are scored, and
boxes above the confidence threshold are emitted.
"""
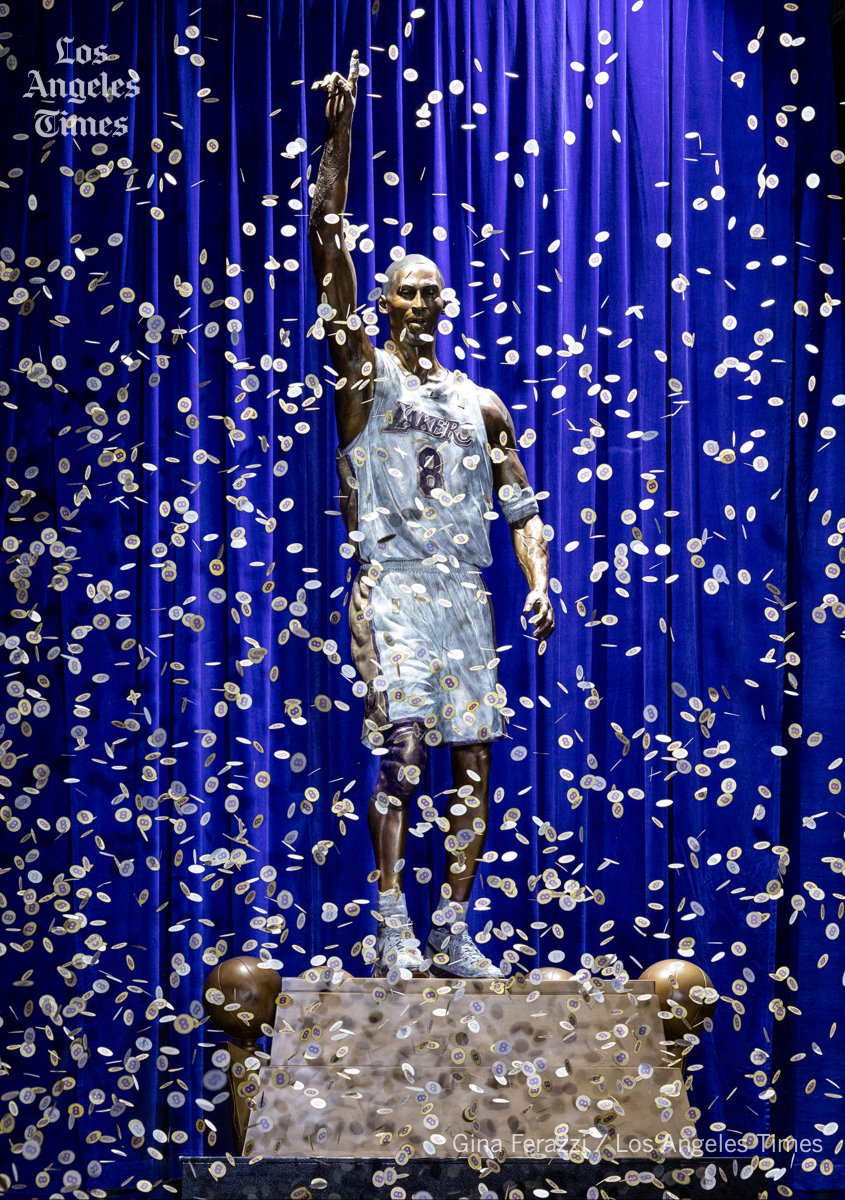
[181,1154,765,1198]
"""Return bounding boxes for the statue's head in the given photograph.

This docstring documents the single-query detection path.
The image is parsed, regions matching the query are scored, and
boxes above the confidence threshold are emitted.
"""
[377,253,446,348]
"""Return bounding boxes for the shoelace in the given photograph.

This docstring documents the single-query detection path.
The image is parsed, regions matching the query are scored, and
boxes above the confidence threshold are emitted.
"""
[450,930,489,966]
[379,920,423,957]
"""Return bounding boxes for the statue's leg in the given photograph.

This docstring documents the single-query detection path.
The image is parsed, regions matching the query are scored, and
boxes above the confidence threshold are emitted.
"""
[368,719,427,892]
[423,740,502,978]
[367,720,430,976]
[446,741,492,903]
[349,563,437,974]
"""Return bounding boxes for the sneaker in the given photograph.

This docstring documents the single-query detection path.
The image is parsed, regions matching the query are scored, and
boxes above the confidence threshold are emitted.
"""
[425,927,503,979]
[375,915,429,976]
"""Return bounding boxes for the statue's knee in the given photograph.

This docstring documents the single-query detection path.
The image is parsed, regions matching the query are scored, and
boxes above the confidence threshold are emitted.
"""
[457,743,491,781]
[378,724,427,801]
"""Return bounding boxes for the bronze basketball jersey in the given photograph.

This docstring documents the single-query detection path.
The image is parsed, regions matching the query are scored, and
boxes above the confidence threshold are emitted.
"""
[339,348,495,567]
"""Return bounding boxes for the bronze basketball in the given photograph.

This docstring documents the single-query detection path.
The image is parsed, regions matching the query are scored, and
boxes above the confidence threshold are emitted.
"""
[203,955,282,1041]
[640,958,716,1041]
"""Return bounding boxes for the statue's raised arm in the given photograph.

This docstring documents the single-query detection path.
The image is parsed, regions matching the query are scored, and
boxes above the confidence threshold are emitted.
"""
[308,50,376,448]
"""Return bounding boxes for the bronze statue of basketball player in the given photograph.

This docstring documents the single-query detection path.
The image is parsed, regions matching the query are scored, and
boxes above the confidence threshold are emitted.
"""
[309,52,554,979]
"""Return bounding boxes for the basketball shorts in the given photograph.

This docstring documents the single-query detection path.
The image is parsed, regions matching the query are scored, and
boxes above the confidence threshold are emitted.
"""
[348,559,508,748]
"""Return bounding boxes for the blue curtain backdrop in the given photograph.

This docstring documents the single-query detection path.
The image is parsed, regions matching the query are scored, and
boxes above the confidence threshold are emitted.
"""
[0,0,843,1195]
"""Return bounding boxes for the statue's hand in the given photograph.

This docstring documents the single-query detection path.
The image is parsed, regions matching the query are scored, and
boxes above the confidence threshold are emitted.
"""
[311,49,359,129]
[522,589,555,647]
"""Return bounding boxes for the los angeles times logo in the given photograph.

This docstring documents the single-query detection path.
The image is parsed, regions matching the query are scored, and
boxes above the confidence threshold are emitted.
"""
[23,37,140,138]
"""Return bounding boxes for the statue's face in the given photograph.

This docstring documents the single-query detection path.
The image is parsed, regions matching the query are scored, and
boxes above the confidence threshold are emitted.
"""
[378,262,445,348]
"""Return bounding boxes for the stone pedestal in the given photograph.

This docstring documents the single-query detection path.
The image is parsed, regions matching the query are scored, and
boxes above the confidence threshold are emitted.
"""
[244,974,698,1161]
